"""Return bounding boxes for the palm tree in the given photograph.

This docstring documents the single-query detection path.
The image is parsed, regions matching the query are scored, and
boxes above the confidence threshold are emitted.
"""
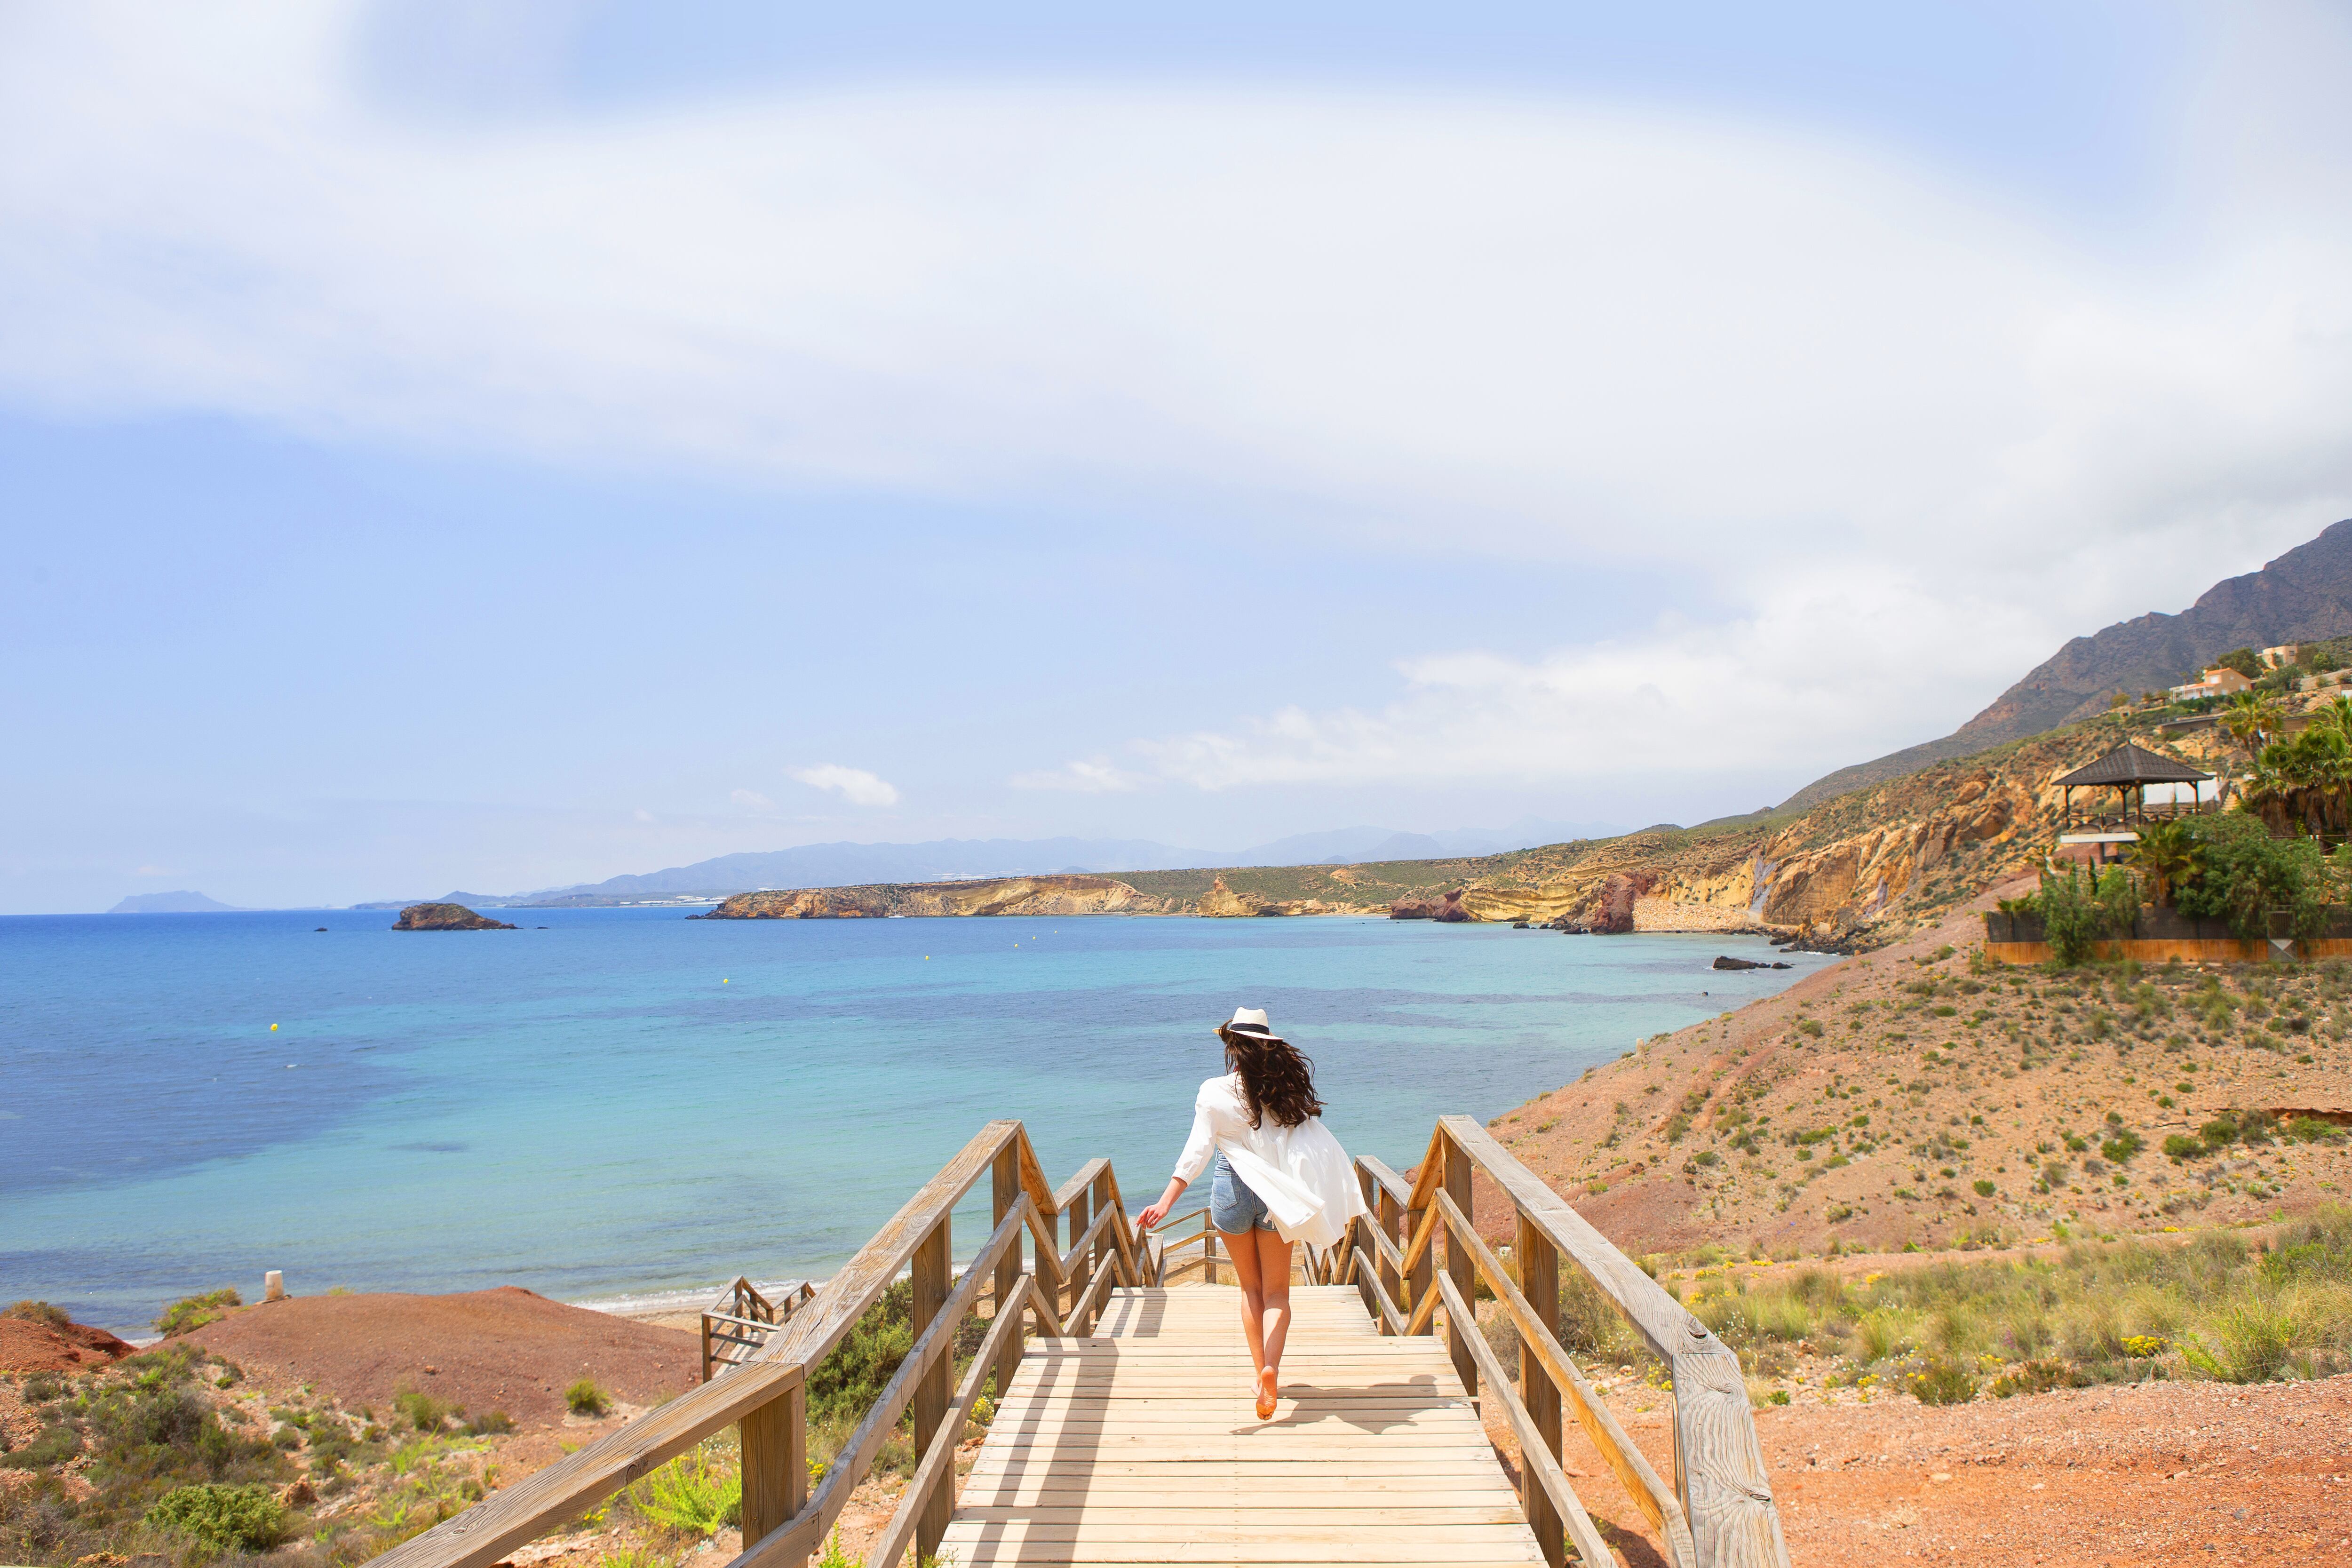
[2221,691,2286,757]
[2126,817,2197,907]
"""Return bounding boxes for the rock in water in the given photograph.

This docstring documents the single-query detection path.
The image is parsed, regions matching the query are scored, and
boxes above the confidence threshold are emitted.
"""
[1712,955,1766,970]
[394,902,517,931]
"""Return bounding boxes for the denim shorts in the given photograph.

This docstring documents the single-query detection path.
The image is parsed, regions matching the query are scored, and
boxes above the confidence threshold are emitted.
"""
[1208,1150,1276,1234]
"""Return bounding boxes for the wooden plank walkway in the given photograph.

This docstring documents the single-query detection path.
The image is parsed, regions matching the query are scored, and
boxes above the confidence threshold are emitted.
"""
[943,1285,1545,1567]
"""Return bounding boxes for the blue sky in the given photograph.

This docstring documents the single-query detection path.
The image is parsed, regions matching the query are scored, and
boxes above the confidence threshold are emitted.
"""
[6,2,2352,912]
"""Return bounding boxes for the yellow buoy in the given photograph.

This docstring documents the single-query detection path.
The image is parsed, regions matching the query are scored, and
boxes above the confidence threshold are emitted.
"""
[270,1023,278,1031]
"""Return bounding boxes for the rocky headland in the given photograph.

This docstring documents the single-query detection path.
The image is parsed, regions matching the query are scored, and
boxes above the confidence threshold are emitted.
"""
[393,902,517,931]
[697,874,1169,919]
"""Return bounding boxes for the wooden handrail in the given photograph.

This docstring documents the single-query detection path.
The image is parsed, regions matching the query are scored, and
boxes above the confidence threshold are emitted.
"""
[1358,1154,1414,1208]
[1430,1189,1696,1568]
[1358,1118,1788,1568]
[1432,1269,1617,1568]
[1434,1117,1785,1568]
[378,1121,1134,1568]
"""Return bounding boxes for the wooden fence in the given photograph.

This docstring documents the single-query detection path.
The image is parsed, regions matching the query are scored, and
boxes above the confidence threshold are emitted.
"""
[699,1278,818,1383]
[371,1121,1143,1568]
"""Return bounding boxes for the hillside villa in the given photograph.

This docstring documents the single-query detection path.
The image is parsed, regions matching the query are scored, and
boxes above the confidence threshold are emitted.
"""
[2166,664,2254,702]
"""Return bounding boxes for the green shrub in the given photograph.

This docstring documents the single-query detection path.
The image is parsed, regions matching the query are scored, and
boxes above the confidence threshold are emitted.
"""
[1972,1179,1995,1197]
[2175,813,2329,939]
[2180,1302,2295,1384]
[1903,1355,1975,1405]
[0,1424,82,1469]
[629,1446,741,1536]
[4,1300,72,1329]
[395,1388,450,1432]
[2162,1134,2203,1161]
[145,1482,285,1551]
[154,1288,241,1337]
[566,1379,610,1417]
[466,1410,515,1436]
[2101,1130,2144,1164]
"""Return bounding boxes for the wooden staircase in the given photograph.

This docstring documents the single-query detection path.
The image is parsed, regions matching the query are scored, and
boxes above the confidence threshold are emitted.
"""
[946,1283,1541,1565]
[377,1118,1787,1568]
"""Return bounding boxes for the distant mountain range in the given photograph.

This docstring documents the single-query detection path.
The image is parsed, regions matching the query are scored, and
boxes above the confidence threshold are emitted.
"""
[108,890,244,914]
[1781,517,2352,812]
[349,820,1625,908]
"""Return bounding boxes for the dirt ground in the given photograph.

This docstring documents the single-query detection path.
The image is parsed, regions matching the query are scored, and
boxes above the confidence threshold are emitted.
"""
[0,1315,135,1375]
[181,1287,699,1428]
[1475,1366,2352,1567]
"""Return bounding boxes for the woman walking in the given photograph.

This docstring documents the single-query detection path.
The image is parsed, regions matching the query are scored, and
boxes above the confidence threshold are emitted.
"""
[1136,1007,1368,1420]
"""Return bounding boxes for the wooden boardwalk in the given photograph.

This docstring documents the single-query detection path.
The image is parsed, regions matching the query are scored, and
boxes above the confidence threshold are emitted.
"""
[944,1284,1544,1567]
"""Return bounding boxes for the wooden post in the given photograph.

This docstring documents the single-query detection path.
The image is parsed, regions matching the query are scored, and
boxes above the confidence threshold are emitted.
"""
[1204,1226,1218,1286]
[1065,1186,1092,1330]
[1518,1213,1565,1568]
[1406,1187,1433,1332]
[1442,1129,1478,1400]
[1091,1168,1115,1285]
[737,1381,806,1555]
[992,1143,1022,1406]
[699,1314,713,1385]
[1378,1183,1403,1337]
[910,1217,952,1562]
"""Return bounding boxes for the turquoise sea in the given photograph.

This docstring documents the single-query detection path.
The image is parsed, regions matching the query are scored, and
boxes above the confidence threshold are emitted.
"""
[0,908,1826,1331]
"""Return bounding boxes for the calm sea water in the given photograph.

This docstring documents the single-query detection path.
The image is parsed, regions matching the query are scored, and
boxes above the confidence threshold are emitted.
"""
[0,908,1826,1331]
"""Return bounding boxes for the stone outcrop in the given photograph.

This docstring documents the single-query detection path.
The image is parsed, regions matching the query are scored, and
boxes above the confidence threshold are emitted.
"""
[393,902,516,931]
[1588,872,1658,933]
[699,875,1167,919]
[1390,889,1471,922]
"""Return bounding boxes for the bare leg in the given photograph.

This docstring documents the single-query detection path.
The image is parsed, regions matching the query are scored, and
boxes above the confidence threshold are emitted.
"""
[1250,1229,1295,1406]
[1218,1228,1270,1381]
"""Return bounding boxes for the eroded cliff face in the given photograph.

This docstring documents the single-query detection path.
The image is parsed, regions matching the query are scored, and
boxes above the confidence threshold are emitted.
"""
[702,875,1172,919]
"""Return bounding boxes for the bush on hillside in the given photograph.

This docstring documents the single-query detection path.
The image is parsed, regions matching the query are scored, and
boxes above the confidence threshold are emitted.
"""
[2175,813,2328,940]
[154,1288,240,1338]
[145,1483,284,1552]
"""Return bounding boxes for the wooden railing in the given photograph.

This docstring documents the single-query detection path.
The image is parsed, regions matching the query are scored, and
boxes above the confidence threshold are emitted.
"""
[700,1278,818,1383]
[1334,1115,1789,1568]
[372,1121,1144,1568]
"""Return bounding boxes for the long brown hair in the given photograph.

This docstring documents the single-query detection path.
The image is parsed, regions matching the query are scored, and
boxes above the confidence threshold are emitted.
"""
[1223,1030,1324,1129]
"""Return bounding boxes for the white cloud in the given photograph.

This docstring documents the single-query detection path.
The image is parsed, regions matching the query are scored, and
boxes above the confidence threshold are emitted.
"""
[786,764,900,808]
[134,864,175,877]
[1010,758,1145,793]
[729,788,774,810]
[4,5,2352,798]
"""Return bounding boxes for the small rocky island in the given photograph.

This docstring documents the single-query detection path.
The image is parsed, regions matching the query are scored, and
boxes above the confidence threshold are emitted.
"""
[393,902,516,931]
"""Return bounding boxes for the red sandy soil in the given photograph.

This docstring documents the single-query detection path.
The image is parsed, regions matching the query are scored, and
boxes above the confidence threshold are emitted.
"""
[0,1315,135,1375]
[1478,1355,2351,1568]
[182,1288,698,1427]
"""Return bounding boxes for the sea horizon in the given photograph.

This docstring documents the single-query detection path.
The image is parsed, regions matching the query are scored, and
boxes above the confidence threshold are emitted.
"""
[2,906,1826,1333]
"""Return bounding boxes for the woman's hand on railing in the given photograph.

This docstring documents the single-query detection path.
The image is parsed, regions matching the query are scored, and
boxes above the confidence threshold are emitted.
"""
[1135,1176,1187,1234]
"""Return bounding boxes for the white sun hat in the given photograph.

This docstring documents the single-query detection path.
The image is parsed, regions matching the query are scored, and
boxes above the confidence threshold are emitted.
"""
[1216,1006,1287,1044]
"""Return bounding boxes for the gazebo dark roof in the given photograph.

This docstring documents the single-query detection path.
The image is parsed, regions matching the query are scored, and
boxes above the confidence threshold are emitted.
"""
[2054,743,2212,789]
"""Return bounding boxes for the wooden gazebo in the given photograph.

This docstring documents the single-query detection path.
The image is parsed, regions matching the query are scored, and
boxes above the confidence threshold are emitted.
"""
[2055,742,2213,833]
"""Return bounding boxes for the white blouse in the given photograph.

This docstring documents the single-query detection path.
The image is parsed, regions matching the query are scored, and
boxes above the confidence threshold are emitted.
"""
[1173,1072,1369,1251]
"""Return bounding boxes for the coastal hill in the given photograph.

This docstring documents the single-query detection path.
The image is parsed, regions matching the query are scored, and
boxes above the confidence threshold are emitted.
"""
[1781,515,2352,810]
[702,711,2208,948]
[106,890,242,913]
[357,823,1613,909]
